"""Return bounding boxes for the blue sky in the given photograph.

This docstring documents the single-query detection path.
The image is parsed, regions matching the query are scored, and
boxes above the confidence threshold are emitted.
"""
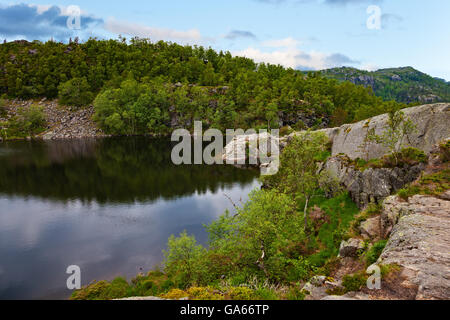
[1,0,449,80]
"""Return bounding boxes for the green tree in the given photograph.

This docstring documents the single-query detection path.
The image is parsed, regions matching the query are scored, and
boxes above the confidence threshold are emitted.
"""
[163,231,207,288]
[263,131,335,230]
[58,77,94,108]
[368,109,416,164]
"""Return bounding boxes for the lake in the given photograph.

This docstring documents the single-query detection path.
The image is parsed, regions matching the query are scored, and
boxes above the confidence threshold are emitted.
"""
[0,137,260,300]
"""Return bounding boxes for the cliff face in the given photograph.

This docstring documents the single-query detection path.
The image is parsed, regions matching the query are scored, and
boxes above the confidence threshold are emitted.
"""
[326,103,450,160]
[324,156,426,209]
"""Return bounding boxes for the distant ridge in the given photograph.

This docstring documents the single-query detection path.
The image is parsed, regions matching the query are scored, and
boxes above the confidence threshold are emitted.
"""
[319,66,450,104]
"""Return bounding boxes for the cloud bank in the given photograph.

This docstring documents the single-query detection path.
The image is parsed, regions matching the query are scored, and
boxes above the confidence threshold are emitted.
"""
[0,4,103,41]
[233,37,359,70]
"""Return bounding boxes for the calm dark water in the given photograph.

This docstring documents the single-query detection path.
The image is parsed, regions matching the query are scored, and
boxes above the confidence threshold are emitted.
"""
[0,137,259,300]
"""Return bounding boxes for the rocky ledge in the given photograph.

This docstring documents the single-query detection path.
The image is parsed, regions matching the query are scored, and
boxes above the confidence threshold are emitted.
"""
[378,193,450,300]
[324,156,426,209]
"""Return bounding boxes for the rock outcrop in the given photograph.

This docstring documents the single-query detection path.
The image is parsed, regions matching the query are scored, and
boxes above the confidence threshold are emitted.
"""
[338,238,365,258]
[378,193,450,300]
[324,156,426,208]
[328,103,450,160]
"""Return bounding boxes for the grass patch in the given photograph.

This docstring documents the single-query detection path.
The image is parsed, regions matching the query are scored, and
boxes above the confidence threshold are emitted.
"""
[365,240,388,267]
[398,169,450,200]
[306,193,360,267]
[341,147,427,172]
[71,270,173,300]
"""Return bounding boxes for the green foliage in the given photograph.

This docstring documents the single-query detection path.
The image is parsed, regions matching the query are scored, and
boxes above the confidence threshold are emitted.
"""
[286,286,306,300]
[0,98,6,117]
[71,270,173,300]
[206,189,309,283]
[306,193,360,266]
[263,131,341,230]
[439,140,450,162]
[279,126,294,137]
[58,77,94,107]
[365,240,388,266]
[341,273,368,293]
[71,280,111,300]
[398,169,450,200]
[367,109,417,164]
[346,147,427,172]
[6,104,46,137]
[1,38,408,136]
[321,66,450,104]
[163,230,208,289]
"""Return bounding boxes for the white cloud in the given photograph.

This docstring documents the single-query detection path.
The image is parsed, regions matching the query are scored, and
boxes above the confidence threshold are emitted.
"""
[360,63,379,71]
[233,40,359,70]
[104,18,202,43]
[262,37,300,48]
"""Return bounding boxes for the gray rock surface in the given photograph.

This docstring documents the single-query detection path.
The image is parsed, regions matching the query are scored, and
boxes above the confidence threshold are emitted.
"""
[338,238,364,258]
[359,216,381,240]
[324,156,425,209]
[378,194,450,300]
[328,103,450,160]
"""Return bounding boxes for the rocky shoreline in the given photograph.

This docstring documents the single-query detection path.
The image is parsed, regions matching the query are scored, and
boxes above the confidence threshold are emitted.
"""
[0,99,108,140]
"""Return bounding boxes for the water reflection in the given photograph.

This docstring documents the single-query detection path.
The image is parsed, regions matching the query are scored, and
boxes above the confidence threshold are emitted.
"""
[0,137,259,299]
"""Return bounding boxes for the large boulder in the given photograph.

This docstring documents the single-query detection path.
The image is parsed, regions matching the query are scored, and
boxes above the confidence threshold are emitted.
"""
[378,193,450,300]
[328,103,450,160]
[359,216,381,240]
[338,238,364,258]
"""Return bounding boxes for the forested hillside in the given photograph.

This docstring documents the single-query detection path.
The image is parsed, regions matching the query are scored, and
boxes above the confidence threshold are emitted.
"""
[320,67,450,104]
[1,38,407,136]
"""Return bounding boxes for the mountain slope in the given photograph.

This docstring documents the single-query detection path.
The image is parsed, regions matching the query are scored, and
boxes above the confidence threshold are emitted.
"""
[320,67,450,104]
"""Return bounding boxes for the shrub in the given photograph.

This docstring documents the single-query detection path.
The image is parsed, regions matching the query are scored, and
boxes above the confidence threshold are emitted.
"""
[341,273,367,293]
[397,169,449,200]
[366,240,388,266]
[58,77,94,108]
[101,277,132,299]
[279,126,294,137]
[228,287,257,300]
[0,98,6,117]
[71,281,111,300]
[286,286,306,300]
[187,287,224,300]
[439,140,450,162]
[385,147,427,167]
[8,104,46,137]
[161,288,189,300]
[254,287,279,300]
[163,231,208,289]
